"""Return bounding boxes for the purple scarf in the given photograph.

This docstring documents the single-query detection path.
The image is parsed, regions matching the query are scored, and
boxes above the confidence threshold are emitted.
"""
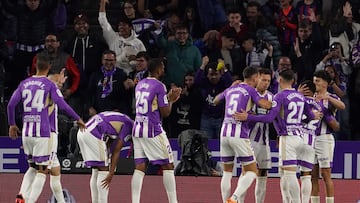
[101,66,116,98]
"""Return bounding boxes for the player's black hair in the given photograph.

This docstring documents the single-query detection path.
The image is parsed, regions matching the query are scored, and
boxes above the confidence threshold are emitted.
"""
[313,70,332,84]
[243,66,259,79]
[299,80,316,94]
[279,69,295,82]
[148,58,164,74]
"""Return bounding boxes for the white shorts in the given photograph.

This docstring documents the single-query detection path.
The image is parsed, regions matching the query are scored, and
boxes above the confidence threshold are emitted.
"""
[314,134,335,168]
[48,132,60,169]
[220,137,256,166]
[22,136,52,166]
[251,141,271,169]
[77,130,109,167]
[132,133,174,165]
[298,144,315,172]
[278,135,307,168]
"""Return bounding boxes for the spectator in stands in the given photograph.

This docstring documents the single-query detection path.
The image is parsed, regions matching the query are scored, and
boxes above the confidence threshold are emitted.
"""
[245,1,281,68]
[99,0,146,75]
[269,56,295,94]
[166,71,202,138]
[275,0,298,56]
[63,13,108,119]
[325,65,346,99]
[31,34,80,100]
[207,28,242,80]
[194,30,219,57]
[293,17,323,83]
[220,7,248,45]
[1,0,58,93]
[329,1,360,59]
[122,0,142,21]
[295,0,322,22]
[194,56,232,139]
[183,6,204,40]
[129,51,150,85]
[88,50,134,117]
[316,42,351,85]
[157,23,202,87]
[137,0,178,20]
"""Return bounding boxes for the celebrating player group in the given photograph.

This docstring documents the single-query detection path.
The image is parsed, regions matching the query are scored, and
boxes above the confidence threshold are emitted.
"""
[8,58,343,203]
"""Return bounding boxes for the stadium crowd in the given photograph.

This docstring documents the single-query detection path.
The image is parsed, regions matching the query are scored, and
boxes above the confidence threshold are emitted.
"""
[1,0,360,156]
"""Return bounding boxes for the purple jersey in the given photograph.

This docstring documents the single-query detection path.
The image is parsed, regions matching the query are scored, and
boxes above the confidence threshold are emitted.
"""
[86,111,133,143]
[315,92,340,135]
[248,89,315,136]
[218,83,262,139]
[7,76,80,137]
[133,78,169,138]
[48,104,58,133]
[302,97,322,145]
[250,91,273,145]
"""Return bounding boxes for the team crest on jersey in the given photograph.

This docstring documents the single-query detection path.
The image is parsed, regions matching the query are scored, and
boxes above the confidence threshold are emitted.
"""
[56,89,63,97]
[272,101,277,107]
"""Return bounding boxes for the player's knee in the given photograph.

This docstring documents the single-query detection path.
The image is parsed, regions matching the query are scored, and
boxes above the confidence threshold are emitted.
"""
[161,163,174,170]
[259,169,268,177]
[37,165,49,174]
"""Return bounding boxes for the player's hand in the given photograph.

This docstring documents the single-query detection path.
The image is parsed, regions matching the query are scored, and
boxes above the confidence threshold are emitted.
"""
[77,119,86,131]
[168,87,182,103]
[101,173,114,189]
[297,83,311,96]
[9,125,20,140]
[231,80,242,86]
[232,109,248,121]
[313,110,323,120]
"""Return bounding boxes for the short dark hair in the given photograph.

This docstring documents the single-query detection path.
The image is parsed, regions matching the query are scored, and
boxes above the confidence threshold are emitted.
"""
[298,19,311,29]
[279,69,295,82]
[136,51,150,61]
[117,15,133,27]
[102,50,116,58]
[204,62,218,75]
[247,1,261,10]
[299,80,316,94]
[226,7,242,16]
[243,66,259,79]
[148,58,164,74]
[258,68,272,76]
[313,70,332,84]
[36,52,51,71]
[174,23,189,32]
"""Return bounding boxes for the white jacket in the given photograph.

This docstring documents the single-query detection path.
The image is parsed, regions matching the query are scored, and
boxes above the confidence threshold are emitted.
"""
[98,12,146,75]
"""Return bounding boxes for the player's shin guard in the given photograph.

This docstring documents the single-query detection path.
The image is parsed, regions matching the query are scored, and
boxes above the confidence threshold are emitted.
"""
[221,171,233,203]
[284,170,300,203]
[255,176,267,203]
[231,171,257,201]
[50,175,65,203]
[300,175,312,203]
[131,169,145,203]
[280,171,291,203]
[163,170,178,203]
[97,171,109,203]
[27,173,46,203]
[90,168,99,203]
[19,167,36,199]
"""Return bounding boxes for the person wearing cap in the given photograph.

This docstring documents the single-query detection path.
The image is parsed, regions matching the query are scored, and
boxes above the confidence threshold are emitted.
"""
[98,0,146,76]
[63,13,108,119]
